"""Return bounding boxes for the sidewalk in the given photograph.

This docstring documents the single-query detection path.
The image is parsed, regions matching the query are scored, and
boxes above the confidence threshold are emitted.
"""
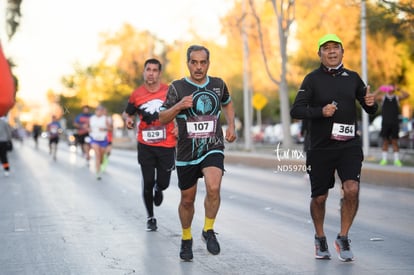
[224,150,414,189]
[113,138,414,189]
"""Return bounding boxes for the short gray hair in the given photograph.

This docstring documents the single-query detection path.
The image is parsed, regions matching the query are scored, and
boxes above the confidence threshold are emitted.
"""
[186,45,210,62]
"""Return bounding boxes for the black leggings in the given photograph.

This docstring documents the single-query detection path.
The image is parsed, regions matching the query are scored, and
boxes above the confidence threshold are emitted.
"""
[141,164,173,217]
[137,143,175,217]
[0,142,10,170]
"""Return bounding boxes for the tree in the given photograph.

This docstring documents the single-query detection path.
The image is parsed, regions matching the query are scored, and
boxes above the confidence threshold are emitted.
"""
[379,0,414,39]
[61,62,132,113]
[5,0,23,40]
[60,25,170,115]
[99,24,169,87]
[248,0,295,147]
[292,0,413,115]
[363,1,413,110]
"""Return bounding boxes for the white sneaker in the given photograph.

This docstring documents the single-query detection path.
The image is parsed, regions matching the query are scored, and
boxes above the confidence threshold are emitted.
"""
[4,171,10,177]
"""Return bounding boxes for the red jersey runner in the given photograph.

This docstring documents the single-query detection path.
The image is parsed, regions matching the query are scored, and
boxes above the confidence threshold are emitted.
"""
[127,83,176,148]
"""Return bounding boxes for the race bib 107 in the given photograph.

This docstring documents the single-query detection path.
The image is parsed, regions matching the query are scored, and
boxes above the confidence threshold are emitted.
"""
[186,115,217,138]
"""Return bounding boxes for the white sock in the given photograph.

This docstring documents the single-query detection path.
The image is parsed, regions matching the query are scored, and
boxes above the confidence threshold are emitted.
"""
[394,152,400,161]
[382,152,387,160]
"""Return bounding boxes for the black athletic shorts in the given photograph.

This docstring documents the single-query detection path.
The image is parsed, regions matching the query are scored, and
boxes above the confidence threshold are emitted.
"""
[177,152,224,190]
[76,133,90,145]
[380,123,399,140]
[137,143,175,170]
[49,137,59,144]
[306,146,363,197]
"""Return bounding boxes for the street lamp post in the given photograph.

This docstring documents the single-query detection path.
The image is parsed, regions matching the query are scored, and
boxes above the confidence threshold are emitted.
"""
[242,0,253,151]
[361,0,370,155]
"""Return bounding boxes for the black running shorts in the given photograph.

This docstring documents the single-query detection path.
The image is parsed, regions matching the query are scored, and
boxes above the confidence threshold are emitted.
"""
[177,153,224,190]
[137,143,176,171]
[380,123,399,140]
[76,133,89,145]
[306,146,363,197]
[49,137,59,144]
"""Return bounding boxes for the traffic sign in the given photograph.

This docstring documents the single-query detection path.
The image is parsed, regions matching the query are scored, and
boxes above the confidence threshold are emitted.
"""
[252,93,268,110]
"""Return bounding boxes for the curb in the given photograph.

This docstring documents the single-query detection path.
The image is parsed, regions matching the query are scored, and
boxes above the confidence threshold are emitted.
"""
[113,140,413,189]
[224,151,414,189]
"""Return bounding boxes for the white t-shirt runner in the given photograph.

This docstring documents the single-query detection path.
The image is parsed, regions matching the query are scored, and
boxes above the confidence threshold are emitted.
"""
[89,115,108,141]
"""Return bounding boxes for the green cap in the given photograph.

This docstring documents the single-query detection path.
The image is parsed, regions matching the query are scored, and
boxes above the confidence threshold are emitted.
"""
[318,34,342,49]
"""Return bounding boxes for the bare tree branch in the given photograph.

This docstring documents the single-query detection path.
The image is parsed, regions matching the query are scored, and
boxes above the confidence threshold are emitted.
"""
[380,0,414,14]
[247,0,296,147]
[6,0,23,40]
[378,0,414,34]
[248,0,280,85]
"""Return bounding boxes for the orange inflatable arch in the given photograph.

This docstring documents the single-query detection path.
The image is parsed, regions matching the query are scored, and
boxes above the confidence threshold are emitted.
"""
[0,45,15,116]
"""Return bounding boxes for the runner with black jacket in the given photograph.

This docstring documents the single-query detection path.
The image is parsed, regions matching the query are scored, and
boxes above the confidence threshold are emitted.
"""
[291,34,377,262]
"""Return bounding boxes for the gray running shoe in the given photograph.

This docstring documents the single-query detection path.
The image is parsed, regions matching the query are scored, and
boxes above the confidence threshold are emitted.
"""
[334,235,354,262]
[146,218,157,232]
[314,235,331,259]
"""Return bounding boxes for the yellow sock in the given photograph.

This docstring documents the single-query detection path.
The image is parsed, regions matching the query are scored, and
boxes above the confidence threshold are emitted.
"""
[182,227,192,240]
[203,217,215,232]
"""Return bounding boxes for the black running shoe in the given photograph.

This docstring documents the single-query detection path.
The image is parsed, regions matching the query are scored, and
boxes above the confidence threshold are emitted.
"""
[180,239,193,261]
[146,218,157,232]
[153,186,163,207]
[202,230,220,255]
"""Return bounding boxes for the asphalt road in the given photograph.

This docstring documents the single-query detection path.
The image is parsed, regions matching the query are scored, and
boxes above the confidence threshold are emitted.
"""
[1,139,413,275]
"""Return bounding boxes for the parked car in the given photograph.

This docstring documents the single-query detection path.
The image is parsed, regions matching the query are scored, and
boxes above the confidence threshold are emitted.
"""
[400,118,414,149]
[251,125,265,143]
[263,124,283,144]
[368,128,382,147]
[291,121,305,144]
[262,121,304,144]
